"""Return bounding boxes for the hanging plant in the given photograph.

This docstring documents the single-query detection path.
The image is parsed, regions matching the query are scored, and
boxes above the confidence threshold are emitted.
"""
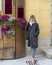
[9,17,16,22]
[1,15,10,21]
[2,27,15,38]
[0,15,16,24]
[2,27,10,35]
[16,18,26,30]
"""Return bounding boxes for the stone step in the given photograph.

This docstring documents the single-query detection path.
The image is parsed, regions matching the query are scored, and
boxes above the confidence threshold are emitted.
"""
[42,49,52,59]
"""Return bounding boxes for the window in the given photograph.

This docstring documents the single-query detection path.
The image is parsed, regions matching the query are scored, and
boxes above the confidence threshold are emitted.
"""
[5,0,12,14]
[18,0,24,18]
[0,0,2,11]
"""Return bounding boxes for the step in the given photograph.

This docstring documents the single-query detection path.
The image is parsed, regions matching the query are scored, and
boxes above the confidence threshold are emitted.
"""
[42,49,52,59]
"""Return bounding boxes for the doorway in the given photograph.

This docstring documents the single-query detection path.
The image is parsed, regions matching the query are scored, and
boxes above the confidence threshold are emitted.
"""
[0,0,26,59]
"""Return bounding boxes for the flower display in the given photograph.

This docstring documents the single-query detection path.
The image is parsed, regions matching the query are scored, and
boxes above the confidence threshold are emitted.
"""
[0,15,26,38]
[8,30,15,37]
[0,15,16,23]
[16,18,26,30]
[1,15,10,21]
[9,17,16,22]
[0,15,26,30]
[2,27,15,37]
[2,27,10,35]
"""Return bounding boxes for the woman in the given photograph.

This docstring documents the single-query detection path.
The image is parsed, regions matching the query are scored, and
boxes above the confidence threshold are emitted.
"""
[26,15,39,64]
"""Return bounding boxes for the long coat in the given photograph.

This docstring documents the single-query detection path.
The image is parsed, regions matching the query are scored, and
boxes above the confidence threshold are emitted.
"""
[26,22,39,49]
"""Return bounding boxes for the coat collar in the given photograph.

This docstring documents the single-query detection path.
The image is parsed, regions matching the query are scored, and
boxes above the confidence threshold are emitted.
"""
[28,22,37,27]
[31,22,36,26]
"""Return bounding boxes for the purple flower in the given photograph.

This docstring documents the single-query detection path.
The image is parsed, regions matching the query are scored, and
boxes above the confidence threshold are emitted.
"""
[16,18,26,30]
[2,27,10,35]
[1,15,10,21]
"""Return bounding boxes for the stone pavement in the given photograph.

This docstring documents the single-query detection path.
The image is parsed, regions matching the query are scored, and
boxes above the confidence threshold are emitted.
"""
[0,55,52,65]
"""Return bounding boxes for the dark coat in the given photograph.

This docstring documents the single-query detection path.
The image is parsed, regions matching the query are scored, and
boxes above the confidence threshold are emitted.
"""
[26,22,39,49]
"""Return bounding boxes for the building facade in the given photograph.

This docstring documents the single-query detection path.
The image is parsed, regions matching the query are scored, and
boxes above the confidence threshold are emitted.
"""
[0,0,51,59]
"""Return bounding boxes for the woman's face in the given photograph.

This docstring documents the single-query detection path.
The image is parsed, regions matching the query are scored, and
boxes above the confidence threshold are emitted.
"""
[30,18,35,22]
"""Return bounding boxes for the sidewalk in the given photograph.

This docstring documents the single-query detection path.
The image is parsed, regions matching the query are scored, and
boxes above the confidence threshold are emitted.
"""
[0,55,52,65]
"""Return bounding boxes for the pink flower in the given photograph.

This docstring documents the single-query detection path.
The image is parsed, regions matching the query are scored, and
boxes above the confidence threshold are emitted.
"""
[1,15,10,21]
[16,18,26,30]
[2,27,10,35]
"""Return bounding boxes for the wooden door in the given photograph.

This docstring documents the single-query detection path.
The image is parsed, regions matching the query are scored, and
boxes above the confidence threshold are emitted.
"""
[0,0,26,59]
[0,0,15,59]
[15,0,26,58]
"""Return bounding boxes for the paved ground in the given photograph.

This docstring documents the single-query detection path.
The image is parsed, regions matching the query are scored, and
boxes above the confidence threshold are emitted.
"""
[0,55,52,65]
[0,42,52,65]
